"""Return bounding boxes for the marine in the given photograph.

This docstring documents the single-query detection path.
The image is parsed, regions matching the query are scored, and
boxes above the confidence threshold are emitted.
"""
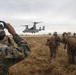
[62,32,76,64]
[46,32,60,58]
[62,32,68,49]
[0,21,31,75]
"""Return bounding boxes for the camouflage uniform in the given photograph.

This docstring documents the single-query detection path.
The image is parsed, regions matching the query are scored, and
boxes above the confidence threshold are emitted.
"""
[46,34,60,58]
[66,37,76,64]
[0,34,31,75]
[62,32,76,64]
[62,32,69,49]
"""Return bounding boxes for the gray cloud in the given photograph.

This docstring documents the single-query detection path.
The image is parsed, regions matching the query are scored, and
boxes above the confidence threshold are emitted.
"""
[0,0,76,34]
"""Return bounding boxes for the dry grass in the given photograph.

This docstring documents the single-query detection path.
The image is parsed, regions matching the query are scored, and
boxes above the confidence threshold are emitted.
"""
[9,35,76,75]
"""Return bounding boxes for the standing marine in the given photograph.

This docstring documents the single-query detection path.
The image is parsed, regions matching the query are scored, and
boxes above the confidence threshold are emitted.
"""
[46,32,60,59]
[62,32,76,64]
[62,32,68,49]
[0,21,31,75]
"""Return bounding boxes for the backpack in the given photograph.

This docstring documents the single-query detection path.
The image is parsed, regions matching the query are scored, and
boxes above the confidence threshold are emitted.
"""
[46,36,57,48]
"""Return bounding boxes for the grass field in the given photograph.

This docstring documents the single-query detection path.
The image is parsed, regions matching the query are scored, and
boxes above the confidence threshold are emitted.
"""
[9,35,76,75]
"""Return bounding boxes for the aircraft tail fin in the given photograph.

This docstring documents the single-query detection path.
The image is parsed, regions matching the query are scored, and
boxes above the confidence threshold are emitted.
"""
[42,26,45,30]
[39,27,41,31]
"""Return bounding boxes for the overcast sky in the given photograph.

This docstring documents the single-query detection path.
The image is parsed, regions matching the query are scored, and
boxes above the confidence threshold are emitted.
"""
[0,0,76,34]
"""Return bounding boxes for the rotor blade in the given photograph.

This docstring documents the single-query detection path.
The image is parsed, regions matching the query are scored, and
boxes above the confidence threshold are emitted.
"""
[21,25,29,26]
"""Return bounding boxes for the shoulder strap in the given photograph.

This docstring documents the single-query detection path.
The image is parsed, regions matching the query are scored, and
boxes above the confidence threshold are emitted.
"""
[8,37,11,44]
[6,36,13,46]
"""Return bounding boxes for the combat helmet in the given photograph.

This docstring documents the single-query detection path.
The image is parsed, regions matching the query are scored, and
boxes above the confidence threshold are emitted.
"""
[53,32,57,36]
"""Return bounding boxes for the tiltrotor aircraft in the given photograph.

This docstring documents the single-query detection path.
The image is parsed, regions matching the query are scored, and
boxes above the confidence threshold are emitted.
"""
[22,22,45,33]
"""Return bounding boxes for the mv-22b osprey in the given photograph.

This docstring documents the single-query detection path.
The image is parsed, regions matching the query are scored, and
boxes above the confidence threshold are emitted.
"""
[22,22,45,33]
